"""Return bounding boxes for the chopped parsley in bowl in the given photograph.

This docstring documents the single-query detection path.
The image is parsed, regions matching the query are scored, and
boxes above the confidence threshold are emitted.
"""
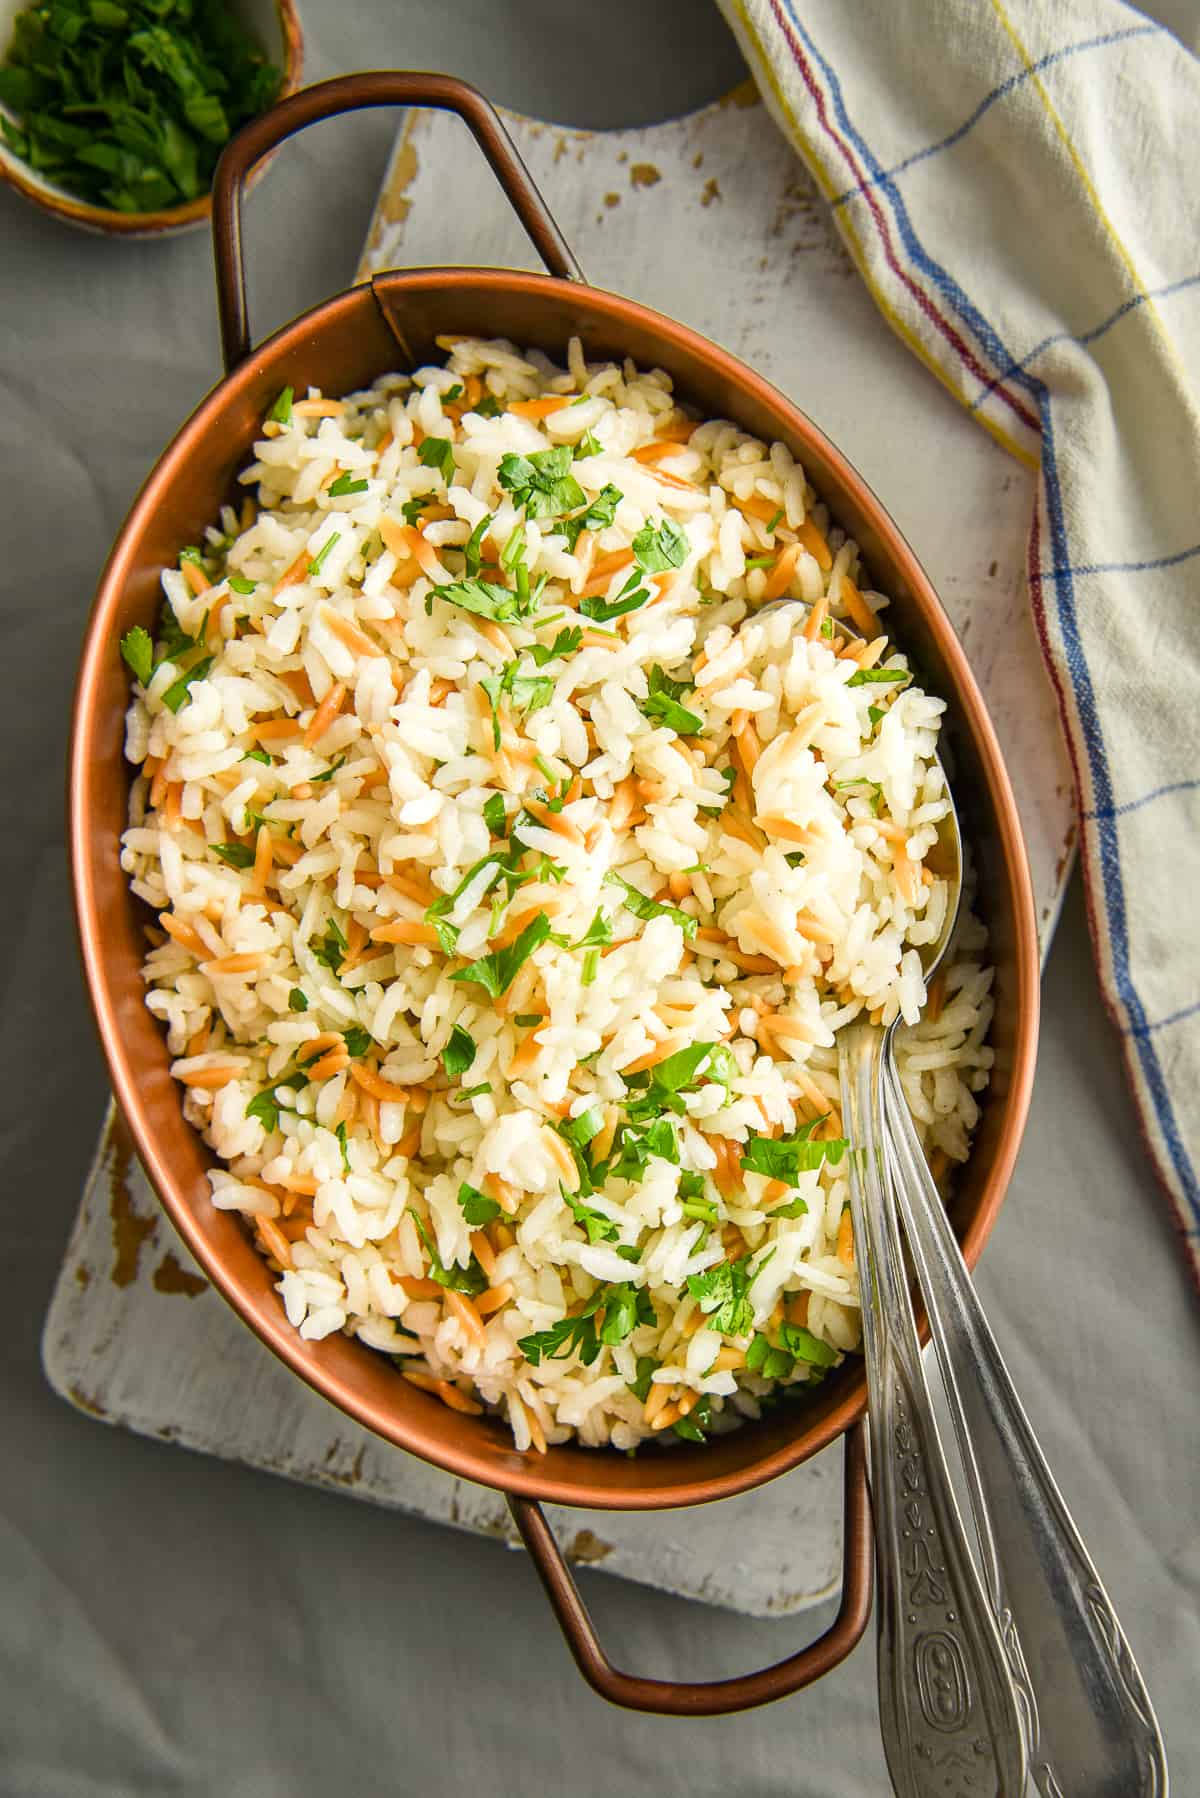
[0,0,300,231]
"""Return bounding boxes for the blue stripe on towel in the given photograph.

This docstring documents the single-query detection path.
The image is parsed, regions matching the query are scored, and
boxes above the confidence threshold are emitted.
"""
[782,6,1199,1220]
[830,26,1157,210]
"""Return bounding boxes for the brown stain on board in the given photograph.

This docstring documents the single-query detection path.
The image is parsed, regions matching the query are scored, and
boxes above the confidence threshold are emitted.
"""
[107,1109,156,1288]
[720,77,762,109]
[152,1252,207,1298]
[320,1441,367,1487]
[67,1383,109,1420]
[630,163,661,189]
[75,1264,90,1290]
[364,133,420,263]
[701,178,722,208]
[568,1529,613,1564]
[1054,825,1077,888]
[603,192,620,209]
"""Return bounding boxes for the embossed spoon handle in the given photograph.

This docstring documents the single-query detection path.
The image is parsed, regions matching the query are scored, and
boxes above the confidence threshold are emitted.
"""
[882,1054,1169,1797]
[839,1023,1027,1798]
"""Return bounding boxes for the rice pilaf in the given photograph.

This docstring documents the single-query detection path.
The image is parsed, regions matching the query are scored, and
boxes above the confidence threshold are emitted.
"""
[118,336,994,1453]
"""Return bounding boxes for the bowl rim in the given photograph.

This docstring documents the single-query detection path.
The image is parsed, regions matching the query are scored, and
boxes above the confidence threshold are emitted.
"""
[69,266,1040,1509]
[0,0,304,235]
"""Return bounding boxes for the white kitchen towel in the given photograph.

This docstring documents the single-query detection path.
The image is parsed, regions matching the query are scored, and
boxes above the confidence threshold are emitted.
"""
[717,0,1200,1274]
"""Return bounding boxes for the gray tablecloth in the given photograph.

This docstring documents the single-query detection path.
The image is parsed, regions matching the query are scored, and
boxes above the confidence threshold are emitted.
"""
[1,4,1195,1792]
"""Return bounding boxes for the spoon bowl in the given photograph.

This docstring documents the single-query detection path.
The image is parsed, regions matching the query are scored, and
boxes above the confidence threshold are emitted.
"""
[758,592,965,989]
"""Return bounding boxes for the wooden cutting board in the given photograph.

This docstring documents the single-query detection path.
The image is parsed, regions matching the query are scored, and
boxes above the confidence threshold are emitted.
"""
[43,84,1071,1620]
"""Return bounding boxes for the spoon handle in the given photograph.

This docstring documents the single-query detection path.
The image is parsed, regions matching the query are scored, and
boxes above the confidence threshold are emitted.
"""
[839,1023,1027,1798]
[882,1052,1169,1798]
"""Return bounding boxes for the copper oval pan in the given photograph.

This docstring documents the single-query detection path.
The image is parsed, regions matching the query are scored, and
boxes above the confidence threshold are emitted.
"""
[68,75,1039,1712]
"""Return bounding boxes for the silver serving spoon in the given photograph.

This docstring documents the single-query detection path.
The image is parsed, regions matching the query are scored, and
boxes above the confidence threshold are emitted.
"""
[763,593,1167,1794]
[756,594,1027,1792]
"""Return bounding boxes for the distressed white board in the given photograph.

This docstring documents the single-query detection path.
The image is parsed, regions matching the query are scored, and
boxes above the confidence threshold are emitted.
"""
[45,88,1072,1618]
[44,1106,843,1619]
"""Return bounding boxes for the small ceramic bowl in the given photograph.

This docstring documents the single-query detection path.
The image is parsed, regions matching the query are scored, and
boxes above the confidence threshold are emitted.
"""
[0,0,302,238]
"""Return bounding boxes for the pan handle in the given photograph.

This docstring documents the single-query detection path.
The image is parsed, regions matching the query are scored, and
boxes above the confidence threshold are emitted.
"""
[506,1423,873,1716]
[211,72,583,374]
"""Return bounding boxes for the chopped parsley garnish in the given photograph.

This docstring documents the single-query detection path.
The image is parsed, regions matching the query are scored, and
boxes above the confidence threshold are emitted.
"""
[638,664,702,734]
[474,394,502,418]
[769,1195,810,1219]
[528,625,583,665]
[600,1282,655,1343]
[500,521,526,573]
[451,912,551,998]
[310,754,345,784]
[579,573,650,624]
[575,430,603,458]
[517,1282,654,1366]
[413,1215,487,1296]
[210,842,254,870]
[632,517,688,573]
[463,512,492,578]
[564,1190,619,1245]
[401,494,433,527]
[846,667,909,687]
[745,1332,794,1380]
[626,1043,717,1115]
[514,1013,543,1029]
[680,1190,718,1223]
[436,577,532,625]
[868,704,886,728]
[745,555,775,572]
[628,1356,658,1403]
[478,657,554,748]
[443,383,464,403]
[425,847,565,953]
[311,916,349,975]
[268,387,293,427]
[457,1181,500,1226]
[560,1107,604,1148]
[342,1026,372,1058]
[161,654,213,713]
[418,436,456,483]
[686,1254,757,1337]
[482,793,508,836]
[335,1121,352,1173]
[120,626,153,685]
[572,910,612,950]
[671,1394,714,1443]
[287,988,308,1012]
[746,1323,838,1376]
[784,851,806,868]
[228,574,257,595]
[766,507,784,534]
[552,483,624,551]
[740,1118,847,1182]
[518,1304,602,1369]
[441,1024,476,1078]
[243,1067,308,1134]
[781,1321,839,1366]
[307,533,340,578]
[582,948,599,985]
[498,444,585,520]
[605,872,697,939]
[835,777,882,815]
[328,471,369,498]
[609,1115,678,1180]
[157,598,196,661]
